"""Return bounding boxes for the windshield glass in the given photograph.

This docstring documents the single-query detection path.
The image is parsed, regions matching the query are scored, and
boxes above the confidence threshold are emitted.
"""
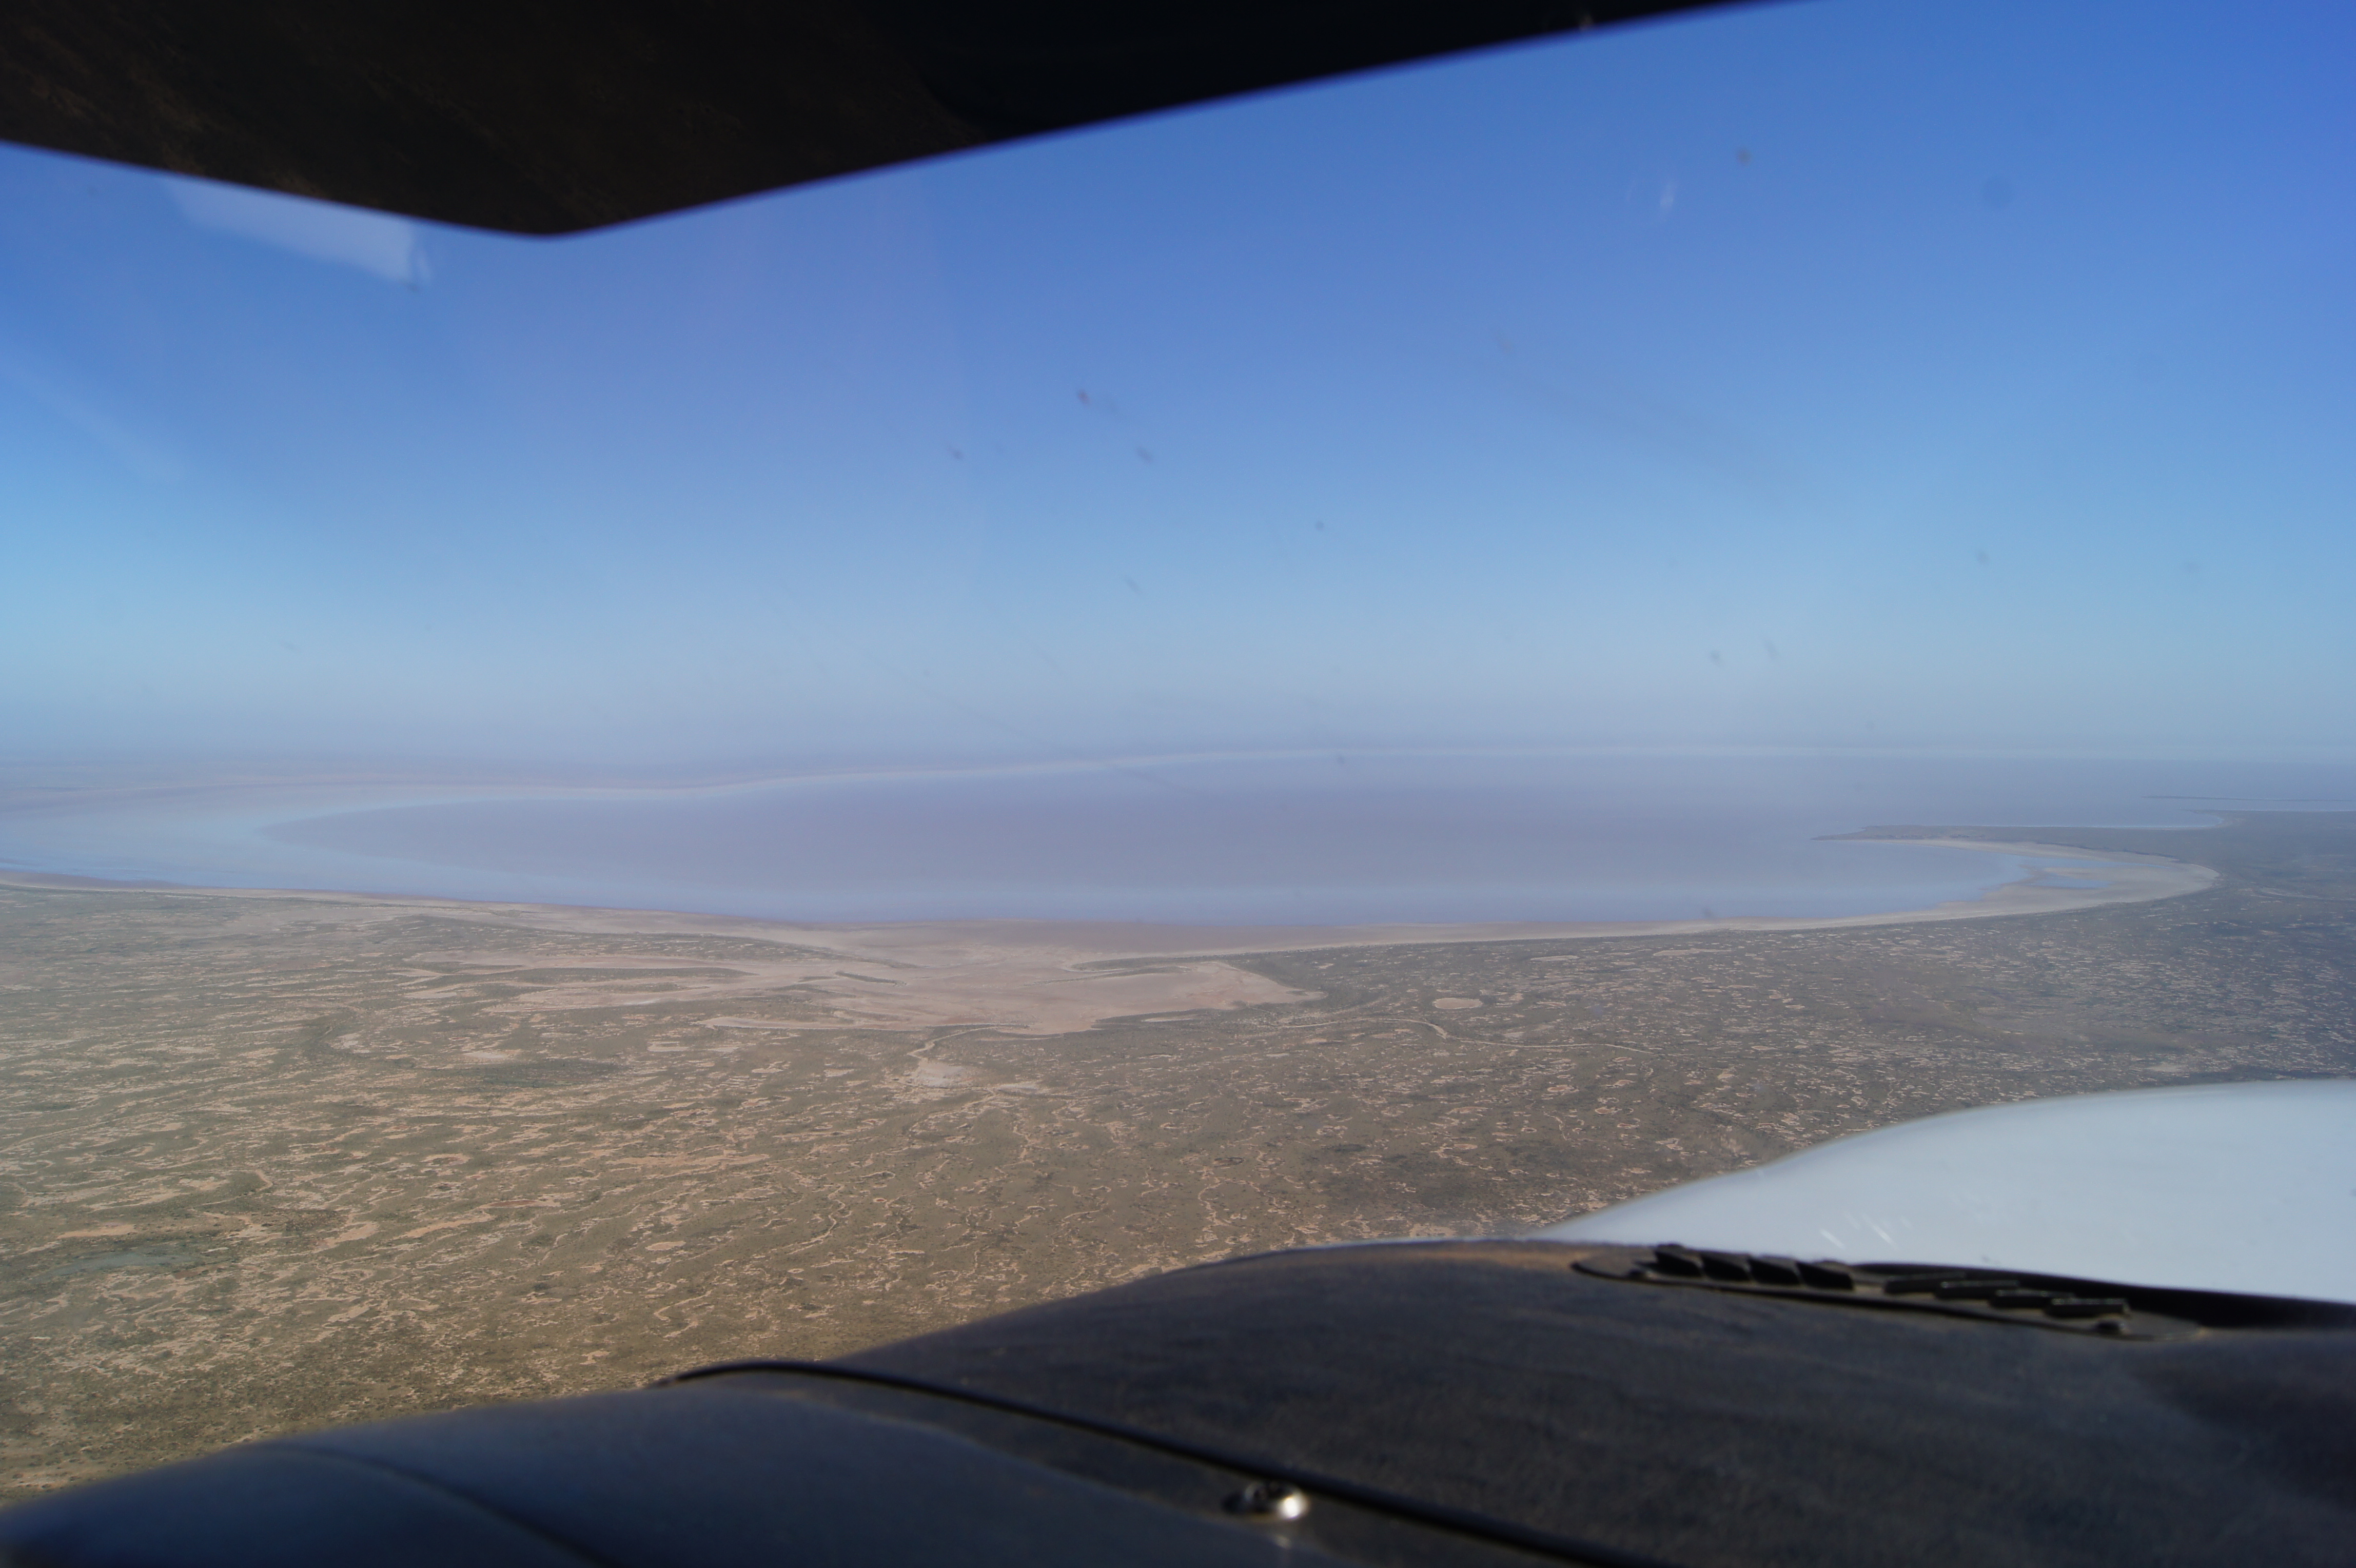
[4,0,2351,1494]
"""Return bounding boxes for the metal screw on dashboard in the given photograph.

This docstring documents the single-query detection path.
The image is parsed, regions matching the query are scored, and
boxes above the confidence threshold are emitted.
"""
[1227,1480,1311,1521]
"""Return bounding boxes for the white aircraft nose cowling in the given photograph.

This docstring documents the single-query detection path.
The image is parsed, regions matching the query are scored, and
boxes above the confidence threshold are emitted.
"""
[1536,1079,2356,1305]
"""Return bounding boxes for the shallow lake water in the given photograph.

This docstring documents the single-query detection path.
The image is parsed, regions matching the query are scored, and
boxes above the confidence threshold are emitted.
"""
[4,751,2348,927]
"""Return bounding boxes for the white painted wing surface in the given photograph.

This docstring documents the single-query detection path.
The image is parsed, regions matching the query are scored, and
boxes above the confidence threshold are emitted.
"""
[1535,1080,2356,1305]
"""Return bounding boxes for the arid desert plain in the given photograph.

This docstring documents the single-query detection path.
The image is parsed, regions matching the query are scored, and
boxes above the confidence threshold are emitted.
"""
[4,812,2353,1496]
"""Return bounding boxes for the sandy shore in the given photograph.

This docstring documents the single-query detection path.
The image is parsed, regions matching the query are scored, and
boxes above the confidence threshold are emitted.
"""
[0,840,2217,1037]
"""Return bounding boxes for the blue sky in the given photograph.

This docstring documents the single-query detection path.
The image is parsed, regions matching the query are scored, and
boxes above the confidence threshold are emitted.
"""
[4,0,2353,778]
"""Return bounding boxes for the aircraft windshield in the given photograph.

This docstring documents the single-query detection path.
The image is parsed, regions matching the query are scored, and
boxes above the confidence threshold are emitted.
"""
[3,0,2351,1495]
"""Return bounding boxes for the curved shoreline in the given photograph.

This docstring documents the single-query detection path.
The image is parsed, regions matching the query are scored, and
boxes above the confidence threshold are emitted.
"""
[796,839,2221,961]
[0,841,2218,1036]
[0,839,2219,961]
